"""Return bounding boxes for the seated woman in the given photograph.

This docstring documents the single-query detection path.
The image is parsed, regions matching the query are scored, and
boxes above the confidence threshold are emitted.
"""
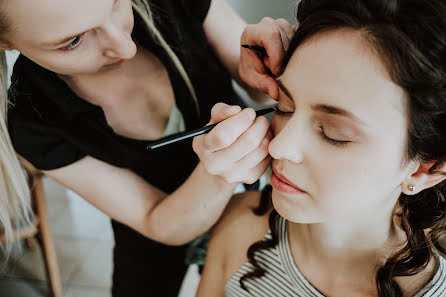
[196,0,446,296]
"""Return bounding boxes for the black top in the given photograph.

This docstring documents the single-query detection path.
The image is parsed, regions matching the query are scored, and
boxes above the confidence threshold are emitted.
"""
[8,0,244,194]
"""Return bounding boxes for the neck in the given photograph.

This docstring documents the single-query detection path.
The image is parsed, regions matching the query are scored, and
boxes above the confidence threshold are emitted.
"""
[290,190,406,278]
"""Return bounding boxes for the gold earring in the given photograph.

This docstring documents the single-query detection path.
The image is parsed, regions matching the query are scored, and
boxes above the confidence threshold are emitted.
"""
[408,184,416,192]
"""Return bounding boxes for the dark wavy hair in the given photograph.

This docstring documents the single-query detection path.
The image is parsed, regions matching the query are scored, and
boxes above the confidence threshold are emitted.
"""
[240,1,446,296]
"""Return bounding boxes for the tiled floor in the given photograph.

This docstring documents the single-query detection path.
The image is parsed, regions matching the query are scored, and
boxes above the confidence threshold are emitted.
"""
[0,177,201,297]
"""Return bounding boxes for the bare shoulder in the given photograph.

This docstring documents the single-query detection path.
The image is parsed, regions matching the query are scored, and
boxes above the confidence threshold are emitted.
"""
[197,189,273,296]
[212,190,271,245]
[210,190,272,278]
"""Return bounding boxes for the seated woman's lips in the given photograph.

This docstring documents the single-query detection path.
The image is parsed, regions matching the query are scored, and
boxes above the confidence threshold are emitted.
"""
[271,166,307,194]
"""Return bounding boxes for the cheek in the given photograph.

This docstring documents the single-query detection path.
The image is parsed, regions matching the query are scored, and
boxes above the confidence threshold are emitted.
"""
[32,52,105,76]
[312,143,404,216]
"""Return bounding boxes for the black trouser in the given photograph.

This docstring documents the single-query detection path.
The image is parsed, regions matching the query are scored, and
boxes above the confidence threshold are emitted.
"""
[111,220,189,297]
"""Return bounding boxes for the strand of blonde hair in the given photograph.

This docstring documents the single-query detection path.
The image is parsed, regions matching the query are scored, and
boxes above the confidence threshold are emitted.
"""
[132,0,200,116]
[0,50,31,258]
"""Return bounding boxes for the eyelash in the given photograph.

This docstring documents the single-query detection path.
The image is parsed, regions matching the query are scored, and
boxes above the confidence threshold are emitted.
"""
[318,125,350,147]
[274,108,291,116]
[61,33,86,51]
[274,109,350,147]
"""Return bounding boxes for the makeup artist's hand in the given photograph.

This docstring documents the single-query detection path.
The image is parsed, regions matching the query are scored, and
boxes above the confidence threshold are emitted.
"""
[239,17,295,100]
[193,103,272,185]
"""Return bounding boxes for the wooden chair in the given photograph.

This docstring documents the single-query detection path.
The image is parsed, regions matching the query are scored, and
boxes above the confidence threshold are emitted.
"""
[0,163,63,297]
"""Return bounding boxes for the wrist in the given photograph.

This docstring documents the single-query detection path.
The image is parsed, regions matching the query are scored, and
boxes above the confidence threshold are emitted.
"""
[196,162,238,195]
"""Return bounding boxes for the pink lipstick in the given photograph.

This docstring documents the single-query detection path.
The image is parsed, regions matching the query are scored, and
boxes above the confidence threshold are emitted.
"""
[271,167,306,194]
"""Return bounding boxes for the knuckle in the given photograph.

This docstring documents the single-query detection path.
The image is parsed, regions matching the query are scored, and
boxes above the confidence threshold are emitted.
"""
[204,161,220,175]
[261,17,274,24]
[244,175,258,185]
[224,175,236,184]
[212,130,233,148]
[215,102,227,109]
[242,107,256,121]
[211,102,226,115]
[276,18,289,26]
[243,24,255,35]
[244,129,262,148]
[269,28,282,40]
[192,138,200,153]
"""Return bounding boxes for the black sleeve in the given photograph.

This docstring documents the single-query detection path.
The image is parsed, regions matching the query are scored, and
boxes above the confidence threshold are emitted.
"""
[183,0,212,22]
[8,111,87,171]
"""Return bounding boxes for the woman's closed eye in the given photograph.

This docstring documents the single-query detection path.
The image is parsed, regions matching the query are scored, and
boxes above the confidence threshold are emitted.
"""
[274,106,354,147]
[318,125,351,147]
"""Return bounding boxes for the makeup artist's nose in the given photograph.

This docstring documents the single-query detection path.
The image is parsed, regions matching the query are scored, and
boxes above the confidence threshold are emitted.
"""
[268,121,304,164]
[100,22,136,60]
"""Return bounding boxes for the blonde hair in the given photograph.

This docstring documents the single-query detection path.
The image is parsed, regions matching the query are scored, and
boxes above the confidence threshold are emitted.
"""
[0,50,31,257]
[131,0,200,116]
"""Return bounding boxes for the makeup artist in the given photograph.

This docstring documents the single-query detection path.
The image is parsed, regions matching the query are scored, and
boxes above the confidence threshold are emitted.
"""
[3,0,293,296]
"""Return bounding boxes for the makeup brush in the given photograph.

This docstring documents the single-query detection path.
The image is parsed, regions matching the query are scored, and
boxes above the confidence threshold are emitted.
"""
[146,106,276,151]
[241,44,267,56]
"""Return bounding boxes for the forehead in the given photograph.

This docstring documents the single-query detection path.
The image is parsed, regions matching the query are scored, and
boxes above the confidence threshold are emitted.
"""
[3,0,112,44]
[281,28,406,125]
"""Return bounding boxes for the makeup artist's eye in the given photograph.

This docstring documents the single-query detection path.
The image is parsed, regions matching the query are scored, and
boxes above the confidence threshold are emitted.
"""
[61,33,86,51]
[318,125,350,147]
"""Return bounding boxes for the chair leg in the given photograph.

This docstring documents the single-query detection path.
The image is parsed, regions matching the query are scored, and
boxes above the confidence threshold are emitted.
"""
[33,176,64,297]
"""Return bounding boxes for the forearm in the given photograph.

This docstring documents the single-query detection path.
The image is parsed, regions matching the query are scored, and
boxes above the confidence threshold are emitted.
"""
[144,162,237,245]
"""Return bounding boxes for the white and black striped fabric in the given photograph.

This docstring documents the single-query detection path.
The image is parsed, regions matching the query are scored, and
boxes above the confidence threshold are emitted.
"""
[224,216,446,297]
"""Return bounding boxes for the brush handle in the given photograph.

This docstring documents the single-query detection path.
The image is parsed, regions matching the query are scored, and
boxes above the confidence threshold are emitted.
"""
[146,106,275,151]
[241,44,267,56]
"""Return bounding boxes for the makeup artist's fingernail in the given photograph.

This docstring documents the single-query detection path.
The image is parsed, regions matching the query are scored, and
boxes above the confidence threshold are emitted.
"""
[228,105,242,115]
[245,108,256,121]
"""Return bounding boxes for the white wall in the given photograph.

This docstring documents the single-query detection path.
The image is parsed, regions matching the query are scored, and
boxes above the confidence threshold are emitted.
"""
[5,50,19,88]
[227,0,298,24]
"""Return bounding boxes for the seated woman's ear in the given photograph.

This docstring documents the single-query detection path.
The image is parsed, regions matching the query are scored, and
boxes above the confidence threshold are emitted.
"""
[402,161,446,195]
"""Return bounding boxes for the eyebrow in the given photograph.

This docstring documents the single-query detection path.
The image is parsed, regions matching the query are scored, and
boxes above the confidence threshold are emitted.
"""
[276,79,367,127]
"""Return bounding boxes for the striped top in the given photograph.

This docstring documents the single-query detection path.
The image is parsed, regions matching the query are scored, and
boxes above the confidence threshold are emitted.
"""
[224,216,446,297]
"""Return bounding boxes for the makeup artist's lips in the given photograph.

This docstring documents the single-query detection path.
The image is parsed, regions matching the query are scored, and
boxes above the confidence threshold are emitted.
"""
[271,166,307,195]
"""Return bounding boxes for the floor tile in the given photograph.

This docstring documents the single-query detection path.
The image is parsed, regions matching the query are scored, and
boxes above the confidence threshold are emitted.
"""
[7,238,97,283]
[0,277,50,297]
[65,285,110,297]
[50,190,113,242]
[67,241,113,288]
[227,0,296,23]
[42,177,70,222]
